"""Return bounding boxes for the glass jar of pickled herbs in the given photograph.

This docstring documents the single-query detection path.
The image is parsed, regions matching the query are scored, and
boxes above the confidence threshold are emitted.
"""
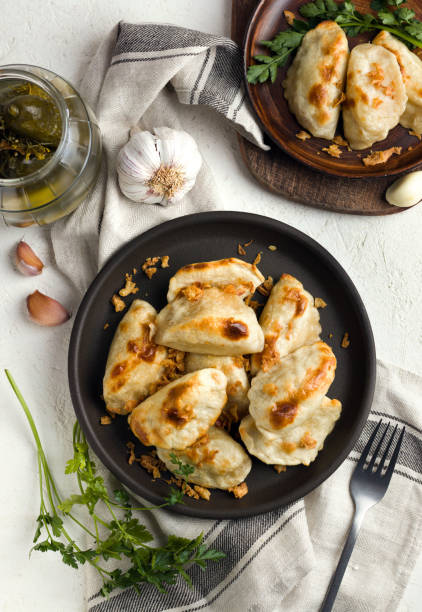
[0,64,102,226]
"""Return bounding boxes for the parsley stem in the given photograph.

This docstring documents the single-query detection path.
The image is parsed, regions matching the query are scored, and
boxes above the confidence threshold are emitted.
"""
[339,21,422,48]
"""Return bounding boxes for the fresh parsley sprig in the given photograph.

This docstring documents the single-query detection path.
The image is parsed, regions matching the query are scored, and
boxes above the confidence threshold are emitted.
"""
[5,369,225,598]
[247,0,422,84]
[169,452,196,479]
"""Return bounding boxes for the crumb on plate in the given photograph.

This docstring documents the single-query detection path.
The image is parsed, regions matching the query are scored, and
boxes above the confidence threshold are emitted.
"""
[244,239,254,247]
[111,294,126,312]
[362,147,402,166]
[283,9,295,25]
[161,255,170,268]
[341,332,350,348]
[322,144,342,158]
[149,348,185,395]
[103,323,110,330]
[248,299,261,312]
[315,297,327,308]
[296,130,311,141]
[119,273,139,297]
[238,243,246,256]
[194,485,211,501]
[274,464,286,473]
[333,135,349,148]
[100,415,112,425]
[253,251,262,266]
[229,482,248,499]
[257,275,274,297]
[268,245,277,251]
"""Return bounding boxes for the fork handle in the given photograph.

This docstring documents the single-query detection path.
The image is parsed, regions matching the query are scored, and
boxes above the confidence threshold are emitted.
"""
[320,508,367,612]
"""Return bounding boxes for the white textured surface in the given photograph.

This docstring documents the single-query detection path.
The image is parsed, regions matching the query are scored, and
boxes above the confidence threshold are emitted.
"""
[0,1,421,610]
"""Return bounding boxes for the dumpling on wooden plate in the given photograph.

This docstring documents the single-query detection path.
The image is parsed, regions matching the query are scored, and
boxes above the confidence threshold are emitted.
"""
[157,426,252,489]
[283,21,349,140]
[155,286,264,355]
[248,341,336,434]
[128,369,227,449]
[239,397,341,467]
[251,274,321,374]
[167,257,264,302]
[343,43,407,150]
[373,30,422,136]
[185,353,250,419]
[103,300,167,415]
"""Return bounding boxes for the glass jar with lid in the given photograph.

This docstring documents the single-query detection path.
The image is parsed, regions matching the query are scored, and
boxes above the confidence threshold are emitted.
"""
[0,64,101,226]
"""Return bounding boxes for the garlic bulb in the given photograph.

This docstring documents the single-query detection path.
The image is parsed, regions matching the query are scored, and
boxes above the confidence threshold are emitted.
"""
[117,127,202,205]
[386,171,422,208]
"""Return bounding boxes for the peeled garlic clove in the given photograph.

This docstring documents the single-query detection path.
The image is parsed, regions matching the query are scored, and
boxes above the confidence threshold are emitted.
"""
[15,240,44,275]
[386,171,422,208]
[27,290,70,327]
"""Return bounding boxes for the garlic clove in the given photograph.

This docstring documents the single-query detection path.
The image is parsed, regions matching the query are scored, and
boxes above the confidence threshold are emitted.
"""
[27,290,70,326]
[15,240,44,276]
[154,126,202,181]
[386,171,422,208]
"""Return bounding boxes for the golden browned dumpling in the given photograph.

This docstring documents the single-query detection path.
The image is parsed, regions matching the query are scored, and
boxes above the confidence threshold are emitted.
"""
[103,300,167,415]
[373,30,422,136]
[248,341,336,434]
[239,396,341,466]
[155,286,264,355]
[157,426,252,489]
[343,43,407,150]
[251,274,321,374]
[185,353,250,419]
[167,258,264,302]
[128,369,227,449]
[283,21,349,139]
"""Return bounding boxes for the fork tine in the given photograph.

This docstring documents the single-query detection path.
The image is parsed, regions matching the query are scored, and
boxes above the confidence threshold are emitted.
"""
[382,427,405,486]
[367,422,389,472]
[375,424,398,474]
[356,419,383,470]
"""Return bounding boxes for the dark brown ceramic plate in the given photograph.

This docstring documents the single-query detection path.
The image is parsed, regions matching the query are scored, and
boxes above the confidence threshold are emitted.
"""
[68,212,376,518]
[244,0,422,178]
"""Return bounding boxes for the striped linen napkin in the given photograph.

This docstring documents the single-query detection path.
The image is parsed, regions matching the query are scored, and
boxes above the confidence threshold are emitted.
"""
[48,23,422,611]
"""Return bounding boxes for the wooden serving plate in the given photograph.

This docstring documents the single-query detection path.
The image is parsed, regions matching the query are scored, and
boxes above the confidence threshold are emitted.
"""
[232,0,422,214]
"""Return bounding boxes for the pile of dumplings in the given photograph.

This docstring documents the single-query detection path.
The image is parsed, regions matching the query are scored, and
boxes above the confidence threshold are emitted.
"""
[283,21,422,149]
[103,258,342,498]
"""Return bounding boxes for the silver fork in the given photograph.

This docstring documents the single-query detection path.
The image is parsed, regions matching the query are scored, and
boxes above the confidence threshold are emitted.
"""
[320,419,405,612]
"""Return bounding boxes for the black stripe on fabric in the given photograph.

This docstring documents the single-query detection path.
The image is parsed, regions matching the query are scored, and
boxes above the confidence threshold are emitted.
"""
[198,44,242,112]
[115,23,237,55]
[232,92,246,122]
[111,53,200,66]
[90,502,301,612]
[187,506,305,612]
[190,48,211,105]
[370,411,422,436]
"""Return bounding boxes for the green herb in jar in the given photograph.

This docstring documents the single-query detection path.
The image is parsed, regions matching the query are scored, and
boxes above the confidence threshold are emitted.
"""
[0,79,62,179]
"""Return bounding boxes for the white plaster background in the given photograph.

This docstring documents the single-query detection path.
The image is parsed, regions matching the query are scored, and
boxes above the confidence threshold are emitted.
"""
[0,1,420,610]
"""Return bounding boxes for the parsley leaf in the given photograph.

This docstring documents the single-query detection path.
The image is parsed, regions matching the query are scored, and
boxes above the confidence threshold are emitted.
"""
[169,452,195,478]
[5,369,225,600]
